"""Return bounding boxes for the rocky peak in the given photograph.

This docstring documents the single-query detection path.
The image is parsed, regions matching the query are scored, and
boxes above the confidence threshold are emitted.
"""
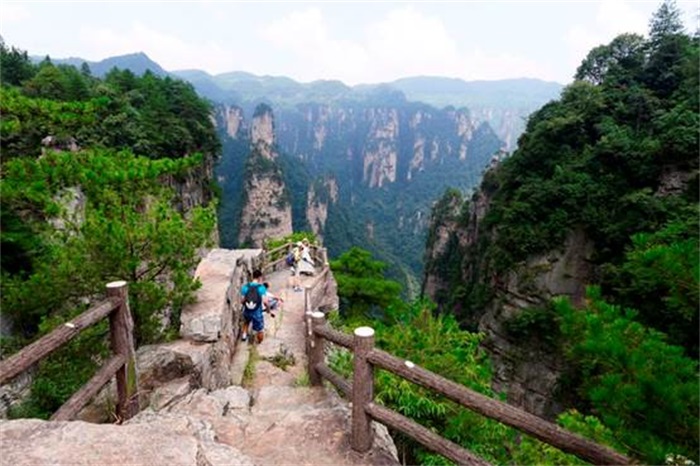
[363,108,399,188]
[218,105,244,139]
[251,104,276,160]
[238,106,292,247]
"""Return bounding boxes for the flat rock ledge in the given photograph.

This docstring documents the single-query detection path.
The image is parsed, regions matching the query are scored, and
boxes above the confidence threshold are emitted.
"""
[1,384,398,466]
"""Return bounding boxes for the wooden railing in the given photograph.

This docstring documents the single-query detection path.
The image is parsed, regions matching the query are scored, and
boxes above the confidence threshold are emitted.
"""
[0,281,139,422]
[302,311,632,465]
[260,241,328,276]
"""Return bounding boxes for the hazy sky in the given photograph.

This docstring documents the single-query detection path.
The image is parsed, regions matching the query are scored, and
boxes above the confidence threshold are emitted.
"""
[2,1,697,85]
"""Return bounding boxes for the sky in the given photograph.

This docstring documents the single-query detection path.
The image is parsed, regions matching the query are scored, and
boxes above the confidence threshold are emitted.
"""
[1,1,698,86]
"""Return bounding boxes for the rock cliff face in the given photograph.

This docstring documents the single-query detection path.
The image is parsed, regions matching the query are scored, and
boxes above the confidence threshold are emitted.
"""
[217,105,244,139]
[237,106,292,247]
[306,177,338,243]
[422,172,595,419]
[274,101,501,279]
[362,108,399,188]
[275,103,494,190]
[250,108,276,160]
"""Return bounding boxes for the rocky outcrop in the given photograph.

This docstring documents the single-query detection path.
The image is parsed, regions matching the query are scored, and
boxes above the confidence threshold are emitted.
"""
[0,371,32,419]
[422,173,595,418]
[362,109,399,188]
[1,394,255,466]
[250,106,275,160]
[237,174,292,247]
[307,177,338,242]
[163,153,216,213]
[478,229,595,418]
[237,106,293,247]
[218,105,244,139]
[1,383,397,466]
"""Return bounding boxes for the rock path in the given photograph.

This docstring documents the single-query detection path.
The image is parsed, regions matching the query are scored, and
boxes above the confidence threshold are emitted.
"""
[229,267,399,465]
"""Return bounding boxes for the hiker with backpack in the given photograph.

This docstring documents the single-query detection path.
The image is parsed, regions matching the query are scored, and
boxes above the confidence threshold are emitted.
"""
[240,269,269,344]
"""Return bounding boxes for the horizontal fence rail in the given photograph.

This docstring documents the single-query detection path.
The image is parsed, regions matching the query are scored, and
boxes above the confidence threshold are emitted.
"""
[261,241,327,276]
[0,298,119,385]
[366,348,629,465]
[366,402,492,466]
[303,312,632,466]
[313,323,353,349]
[0,281,139,422]
[51,354,126,421]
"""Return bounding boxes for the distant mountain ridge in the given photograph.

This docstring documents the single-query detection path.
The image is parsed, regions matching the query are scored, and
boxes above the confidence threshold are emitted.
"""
[31,52,169,78]
[32,52,562,147]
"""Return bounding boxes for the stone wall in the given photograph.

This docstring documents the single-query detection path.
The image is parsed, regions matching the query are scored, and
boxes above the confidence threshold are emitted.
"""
[76,248,265,422]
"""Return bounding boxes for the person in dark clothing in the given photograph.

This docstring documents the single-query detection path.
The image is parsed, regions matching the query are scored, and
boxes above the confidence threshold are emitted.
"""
[240,270,269,344]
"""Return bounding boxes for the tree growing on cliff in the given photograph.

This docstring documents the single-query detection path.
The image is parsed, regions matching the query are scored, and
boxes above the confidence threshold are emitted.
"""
[330,246,401,319]
[1,149,216,344]
[2,149,216,419]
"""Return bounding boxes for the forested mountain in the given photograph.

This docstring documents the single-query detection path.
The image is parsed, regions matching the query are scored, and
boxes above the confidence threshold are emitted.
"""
[32,52,169,78]
[0,41,220,417]
[423,2,698,463]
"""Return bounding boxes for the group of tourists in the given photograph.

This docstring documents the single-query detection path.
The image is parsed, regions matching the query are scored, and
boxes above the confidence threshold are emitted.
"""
[240,239,316,344]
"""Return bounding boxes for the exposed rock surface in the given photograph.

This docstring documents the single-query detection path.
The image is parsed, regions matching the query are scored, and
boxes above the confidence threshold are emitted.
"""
[422,174,594,418]
[250,107,275,160]
[306,177,338,242]
[0,414,253,466]
[478,229,595,418]
[218,105,244,139]
[237,107,293,246]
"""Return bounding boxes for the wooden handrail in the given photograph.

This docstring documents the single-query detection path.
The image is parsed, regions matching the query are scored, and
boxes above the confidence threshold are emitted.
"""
[366,348,629,465]
[306,319,632,465]
[315,362,352,397]
[51,354,126,421]
[0,298,119,385]
[0,281,140,422]
[366,402,493,466]
[313,323,353,349]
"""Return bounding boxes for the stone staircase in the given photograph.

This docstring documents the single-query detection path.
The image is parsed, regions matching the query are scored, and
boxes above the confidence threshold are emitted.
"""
[0,249,399,465]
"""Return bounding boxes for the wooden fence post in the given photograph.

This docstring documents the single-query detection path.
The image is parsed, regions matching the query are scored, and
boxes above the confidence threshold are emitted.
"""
[309,311,326,386]
[106,281,139,421]
[352,326,375,452]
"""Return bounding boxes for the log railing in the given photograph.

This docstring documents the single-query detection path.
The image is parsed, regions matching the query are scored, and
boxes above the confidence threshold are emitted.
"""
[0,281,139,422]
[303,311,632,465]
[261,241,328,275]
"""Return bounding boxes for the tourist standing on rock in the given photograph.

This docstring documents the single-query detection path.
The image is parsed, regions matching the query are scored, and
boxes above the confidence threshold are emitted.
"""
[289,242,303,292]
[298,238,315,276]
[240,269,269,344]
